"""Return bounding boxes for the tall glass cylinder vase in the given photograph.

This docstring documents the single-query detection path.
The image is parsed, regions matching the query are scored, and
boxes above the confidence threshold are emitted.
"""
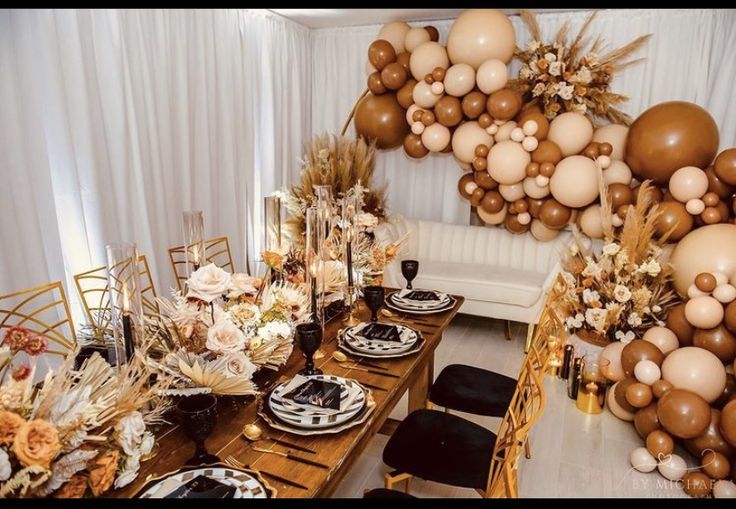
[106,242,143,366]
[305,206,319,322]
[182,210,205,277]
[263,195,282,253]
[342,195,359,325]
[313,185,333,325]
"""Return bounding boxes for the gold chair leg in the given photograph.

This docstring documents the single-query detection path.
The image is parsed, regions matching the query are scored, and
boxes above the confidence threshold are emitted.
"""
[524,323,535,353]
[384,470,413,494]
[524,437,532,459]
[505,320,512,341]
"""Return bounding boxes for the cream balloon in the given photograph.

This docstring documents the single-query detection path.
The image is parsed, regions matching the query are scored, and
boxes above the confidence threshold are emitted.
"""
[535,175,549,187]
[522,136,539,152]
[600,341,626,382]
[412,80,442,108]
[430,81,444,95]
[498,183,526,202]
[377,21,411,54]
[630,447,657,473]
[530,219,560,241]
[579,204,604,239]
[687,284,708,299]
[522,177,550,199]
[443,63,476,97]
[487,140,530,185]
[634,360,662,386]
[406,104,421,126]
[548,112,594,156]
[446,9,516,67]
[686,199,706,215]
[661,346,727,403]
[494,121,516,142]
[409,41,449,81]
[477,203,507,225]
[642,326,680,356]
[476,58,508,94]
[715,272,729,285]
[714,480,736,499]
[670,224,736,297]
[451,121,493,164]
[517,212,531,225]
[602,160,633,185]
[522,121,538,136]
[685,296,725,329]
[510,128,525,143]
[455,155,472,171]
[657,454,687,481]
[550,155,600,208]
[411,121,424,135]
[607,382,635,421]
[669,166,709,202]
[421,123,451,152]
[593,123,629,160]
[714,284,736,304]
[404,27,431,53]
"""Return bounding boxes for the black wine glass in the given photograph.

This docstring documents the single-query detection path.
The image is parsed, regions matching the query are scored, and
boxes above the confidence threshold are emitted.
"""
[176,393,220,466]
[401,260,419,290]
[363,285,385,322]
[296,322,323,376]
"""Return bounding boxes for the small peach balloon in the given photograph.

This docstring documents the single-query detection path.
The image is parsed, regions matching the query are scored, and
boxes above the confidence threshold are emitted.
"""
[685,296,725,329]
[634,360,662,386]
[630,447,657,473]
[475,58,508,94]
[657,454,687,481]
[669,166,709,202]
[548,112,594,156]
[686,198,706,215]
[714,284,736,304]
[602,160,633,185]
[643,326,680,355]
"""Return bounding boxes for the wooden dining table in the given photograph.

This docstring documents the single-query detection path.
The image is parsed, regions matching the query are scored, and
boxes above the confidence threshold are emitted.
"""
[113,292,464,498]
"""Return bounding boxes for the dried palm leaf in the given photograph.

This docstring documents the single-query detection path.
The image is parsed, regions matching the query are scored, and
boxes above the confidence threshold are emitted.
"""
[176,353,257,396]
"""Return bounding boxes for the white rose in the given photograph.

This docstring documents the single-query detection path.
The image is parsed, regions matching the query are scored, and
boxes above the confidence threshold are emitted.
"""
[223,352,257,379]
[139,432,155,456]
[114,452,141,489]
[0,449,11,482]
[206,320,246,354]
[115,411,146,456]
[227,273,260,300]
[257,321,292,344]
[186,263,232,303]
[228,302,261,329]
[613,285,632,303]
[356,212,379,231]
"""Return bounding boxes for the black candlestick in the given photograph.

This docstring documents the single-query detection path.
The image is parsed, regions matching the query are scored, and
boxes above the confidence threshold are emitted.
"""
[346,240,354,287]
[311,276,318,322]
[122,313,134,362]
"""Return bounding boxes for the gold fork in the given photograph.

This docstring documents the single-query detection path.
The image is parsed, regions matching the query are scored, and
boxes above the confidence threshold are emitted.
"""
[224,455,309,490]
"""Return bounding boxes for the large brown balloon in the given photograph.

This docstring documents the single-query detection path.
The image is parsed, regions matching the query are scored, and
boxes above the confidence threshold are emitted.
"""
[657,388,711,439]
[716,374,736,409]
[480,190,504,214]
[721,399,736,448]
[396,79,417,109]
[396,51,411,72]
[681,471,712,498]
[685,408,736,458]
[527,198,545,219]
[474,171,498,191]
[538,198,571,229]
[531,140,563,164]
[694,325,736,364]
[706,165,736,200]
[517,109,550,140]
[381,62,408,91]
[634,403,661,438]
[355,93,410,150]
[403,133,429,159]
[715,148,736,186]
[608,183,634,210]
[725,301,736,334]
[462,91,488,119]
[486,88,522,121]
[504,212,530,234]
[646,430,674,458]
[434,96,464,127]
[654,201,694,241]
[615,378,640,414]
[367,72,387,95]
[703,451,731,480]
[667,303,694,346]
[621,340,664,378]
[368,39,397,71]
[625,101,719,185]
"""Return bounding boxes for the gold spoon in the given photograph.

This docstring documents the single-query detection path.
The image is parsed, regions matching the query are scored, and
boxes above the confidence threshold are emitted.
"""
[242,423,317,454]
[331,351,388,371]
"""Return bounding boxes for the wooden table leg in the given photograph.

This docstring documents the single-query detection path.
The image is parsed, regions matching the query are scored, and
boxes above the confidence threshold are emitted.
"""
[408,348,435,413]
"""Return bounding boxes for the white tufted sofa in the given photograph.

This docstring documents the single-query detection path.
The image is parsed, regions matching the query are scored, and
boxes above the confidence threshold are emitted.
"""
[375,216,571,348]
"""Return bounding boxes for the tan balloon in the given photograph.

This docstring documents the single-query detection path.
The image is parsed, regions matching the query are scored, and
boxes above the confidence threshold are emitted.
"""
[600,341,627,382]
[494,121,517,142]
[579,204,605,239]
[498,182,526,202]
[477,203,507,225]
[488,140,531,185]
[476,58,508,94]
[548,112,594,157]
[406,104,422,126]
[670,224,736,297]
[446,9,516,67]
[661,346,727,403]
[522,176,550,199]
[412,80,441,109]
[443,63,476,97]
[377,21,411,54]
[685,296,725,329]
[607,382,636,421]
[409,41,449,81]
[550,155,600,208]
[669,166,709,202]
[421,123,451,152]
[643,326,680,356]
[530,219,560,241]
[451,121,493,164]
[603,160,633,186]
[593,124,629,160]
[404,27,431,53]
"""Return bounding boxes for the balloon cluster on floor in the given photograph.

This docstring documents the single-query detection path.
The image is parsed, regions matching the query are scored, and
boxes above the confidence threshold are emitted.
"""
[354,9,736,243]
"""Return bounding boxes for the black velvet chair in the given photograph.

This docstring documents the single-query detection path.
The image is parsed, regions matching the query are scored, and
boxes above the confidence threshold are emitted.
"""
[363,488,417,499]
[429,364,518,417]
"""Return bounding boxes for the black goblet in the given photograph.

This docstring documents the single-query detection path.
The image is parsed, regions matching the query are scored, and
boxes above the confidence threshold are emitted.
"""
[176,393,220,466]
[401,259,419,290]
[296,322,323,376]
[363,285,385,322]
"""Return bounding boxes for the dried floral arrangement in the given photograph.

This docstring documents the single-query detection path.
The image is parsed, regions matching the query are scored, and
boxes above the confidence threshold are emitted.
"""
[510,10,651,125]
[0,342,171,499]
[553,182,678,343]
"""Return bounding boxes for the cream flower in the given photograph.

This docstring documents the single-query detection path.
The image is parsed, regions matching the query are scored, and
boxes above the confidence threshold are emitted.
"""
[615,330,636,343]
[263,282,309,323]
[557,83,575,101]
[585,308,608,332]
[548,61,563,77]
[602,243,620,256]
[526,40,541,52]
[257,321,292,344]
[0,449,10,482]
[206,320,246,354]
[115,411,146,456]
[572,66,592,84]
[613,285,632,303]
[186,263,232,303]
[582,260,602,279]
[565,312,584,329]
[627,312,643,327]
[228,302,261,330]
[532,82,546,97]
[222,352,257,379]
[114,452,141,489]
[582,288,601,305]
[140,432,155,456]
[356,212,379,231]
[227,273,260,300]
[544,52,557,62]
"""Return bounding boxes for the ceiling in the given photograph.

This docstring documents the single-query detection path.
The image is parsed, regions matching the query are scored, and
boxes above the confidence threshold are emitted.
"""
[269,9,580,29]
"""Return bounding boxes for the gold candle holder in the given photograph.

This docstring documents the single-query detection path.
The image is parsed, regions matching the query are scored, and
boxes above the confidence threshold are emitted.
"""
[576,354,610,414]
[343,285,360,326]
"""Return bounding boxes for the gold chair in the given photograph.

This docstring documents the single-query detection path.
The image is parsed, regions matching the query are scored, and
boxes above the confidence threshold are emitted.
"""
[73,255,159,333]
[168,236,235,291]
[0,281,76,358]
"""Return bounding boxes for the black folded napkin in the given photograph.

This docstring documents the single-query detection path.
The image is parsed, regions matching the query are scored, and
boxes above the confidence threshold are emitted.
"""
[361,322,401,342]
[165,475,237,498]
[404,290,440,301]
[284,379,342,410]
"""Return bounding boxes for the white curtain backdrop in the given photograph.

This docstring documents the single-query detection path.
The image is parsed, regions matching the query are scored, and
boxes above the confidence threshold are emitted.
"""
[311,8,736,225]
[0,9,311,322]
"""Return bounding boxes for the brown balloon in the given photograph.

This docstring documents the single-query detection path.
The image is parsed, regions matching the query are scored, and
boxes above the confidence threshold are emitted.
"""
[474,171,498,191]
[657,388,711,439]
[526,162,540,177]
[367,72,387,95]
[458,173,475,200]
[381,62,408,91]
[478,113,493,129]
[583,143,600,160]
[527,198,545,219]
[725,301,736,334]
[396,79,417,109]
[696,272,718,292]
[431,67,446,82]
[706,165,735,200]
[480,190,504,213]
[368,39,397,71]
[685,408,736,458]
[421,111,435,126]
[646,430,674,458]
[608,183,634,210]
[355,93,409,149]
[403,133,429,159]
[716,374,736,409]
[532,140,563,164]
[703,192,720,208]
[434,95,463,127]
[470,187,486,207]
[424,26,439,42]
[721,399,736,448]
[715,148,736,186]
[538,199,571,229]
[634,403,661,438]
[539,162,555,178]
[424,73,434,84]
[666,303,694,346]
[486,88,522,121]
[472,157,487,171]
[716,200,731,223]
[517,110,550,140]
[633,184,664,205]
[694,325,736,364]
[681,471,712,498]
[615,378,640,414]
[626,101,720,185]
[701,206,721,225]
[626,382,654,408]
[514,199,529,213]
[617,204,632,220]
[599,143,613,156]
[621,340,664,378]
[654,201,694,241]
[653,379,674,399]
[396,51,411,72]
[475,144,490,158]
[504,212,530,234]
[461,91,488,119]
[703,451,731,480]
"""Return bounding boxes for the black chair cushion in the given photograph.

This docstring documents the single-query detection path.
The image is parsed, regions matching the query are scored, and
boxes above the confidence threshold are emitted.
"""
[382,409,496,490]
[430,364,517,417]
[363,488,417,499]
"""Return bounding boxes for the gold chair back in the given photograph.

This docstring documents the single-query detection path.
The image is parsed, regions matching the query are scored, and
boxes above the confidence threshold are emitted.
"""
[0,281,76,358]
[168,236,235,291]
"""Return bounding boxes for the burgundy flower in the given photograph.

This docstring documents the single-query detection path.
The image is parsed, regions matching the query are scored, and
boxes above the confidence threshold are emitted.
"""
[2,326,31,352]
[24,335,48,356]
[12,364,31,381]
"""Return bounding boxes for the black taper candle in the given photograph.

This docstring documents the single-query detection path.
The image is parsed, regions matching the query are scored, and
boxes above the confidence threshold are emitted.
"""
[561,344,574,379]
[311,276,317,322]
[122,313,134,362]
[346,240,354,287]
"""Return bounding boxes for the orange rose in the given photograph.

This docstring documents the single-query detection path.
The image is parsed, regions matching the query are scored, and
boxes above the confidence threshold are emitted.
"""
[88,450,120,496]
[55,474,88,498]
[0,410,25,446]
[12,419,60,468]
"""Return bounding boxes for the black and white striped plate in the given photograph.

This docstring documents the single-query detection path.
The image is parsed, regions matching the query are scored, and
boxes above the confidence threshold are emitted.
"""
[338,330,425,359]
[136,465,272,498]
[343,322,418,354]
[391,289,452,309]
[386,293,456,315]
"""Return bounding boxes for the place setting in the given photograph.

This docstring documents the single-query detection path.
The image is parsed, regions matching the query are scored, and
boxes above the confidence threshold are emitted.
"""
[384,260,456,316]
